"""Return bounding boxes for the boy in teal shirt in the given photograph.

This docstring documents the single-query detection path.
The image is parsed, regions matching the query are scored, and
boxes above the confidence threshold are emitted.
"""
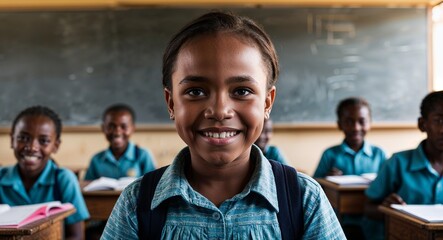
[365,91,443,240]
[84,104,156,180]
[314,97,386,178]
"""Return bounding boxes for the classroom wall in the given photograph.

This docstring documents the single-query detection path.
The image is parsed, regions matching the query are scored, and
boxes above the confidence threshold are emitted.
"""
[0,126,425,176]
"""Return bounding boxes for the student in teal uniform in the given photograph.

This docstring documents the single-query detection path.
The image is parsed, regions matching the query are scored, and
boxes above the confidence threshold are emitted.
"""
[84,103,156,180]
[101,11,345,239]
[365,90,443,240]
[255,118,287,164]
[0,106,89,240]
[313,97,387,178]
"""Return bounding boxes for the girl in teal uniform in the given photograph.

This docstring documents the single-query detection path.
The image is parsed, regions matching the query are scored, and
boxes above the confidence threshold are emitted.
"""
[0,106,89,240]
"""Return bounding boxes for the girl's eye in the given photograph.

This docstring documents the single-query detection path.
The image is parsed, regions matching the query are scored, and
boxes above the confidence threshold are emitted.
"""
[39,138,51,145]
[186,88,205,97]
[16,135,30,143]
[233,88,252,96]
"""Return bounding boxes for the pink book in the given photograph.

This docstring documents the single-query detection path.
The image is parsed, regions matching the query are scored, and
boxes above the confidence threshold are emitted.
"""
[0,201,74,228]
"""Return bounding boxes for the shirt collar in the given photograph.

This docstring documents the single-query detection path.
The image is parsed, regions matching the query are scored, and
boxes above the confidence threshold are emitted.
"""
[341,140,373,157]
[0,160,57,186]
[104,142,136,162]
[410,140,431,172]
[152,145,279,212]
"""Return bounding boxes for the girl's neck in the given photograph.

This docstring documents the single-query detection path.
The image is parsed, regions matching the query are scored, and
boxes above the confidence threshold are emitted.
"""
[111,145,127,160]
[19,168,41,193]
[186,157,255,207]
[345,140,363,153]
[424,140,443,175]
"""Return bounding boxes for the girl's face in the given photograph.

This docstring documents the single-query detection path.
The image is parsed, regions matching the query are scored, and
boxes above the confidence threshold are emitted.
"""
[165,33,275,167]
[419,103,443,152]
[102,110,134,152]
[338,105,371,150]
[10,115,60,175]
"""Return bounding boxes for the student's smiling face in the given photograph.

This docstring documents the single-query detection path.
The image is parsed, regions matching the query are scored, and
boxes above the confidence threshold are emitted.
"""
[11,115,60,175]
[338,104,371,151]
[165,33,275,167]
[102,110,134,152]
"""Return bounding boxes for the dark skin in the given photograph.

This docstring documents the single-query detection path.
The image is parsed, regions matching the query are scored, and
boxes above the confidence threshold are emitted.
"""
[101,110,135,160]
[328,104,371,176]
[164,33,276,207]
[366,104,443,219]
[10,115,84,240]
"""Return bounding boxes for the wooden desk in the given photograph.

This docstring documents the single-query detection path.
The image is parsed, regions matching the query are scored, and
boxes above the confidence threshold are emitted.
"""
[80,181,121,221]
[0,208,75,240]
[316,178,368,216]
[379,206,443,240]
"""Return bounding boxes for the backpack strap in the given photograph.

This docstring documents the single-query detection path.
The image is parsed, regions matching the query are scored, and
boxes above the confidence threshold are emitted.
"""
[53,167,62,202]
[136,165,169,240]
[269,160,304,240]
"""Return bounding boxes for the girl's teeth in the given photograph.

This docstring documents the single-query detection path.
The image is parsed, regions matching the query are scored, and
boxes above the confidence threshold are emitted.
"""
[204,131,236,139]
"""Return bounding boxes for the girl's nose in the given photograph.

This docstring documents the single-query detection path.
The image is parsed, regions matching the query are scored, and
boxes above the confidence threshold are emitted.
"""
[204,94,234,121]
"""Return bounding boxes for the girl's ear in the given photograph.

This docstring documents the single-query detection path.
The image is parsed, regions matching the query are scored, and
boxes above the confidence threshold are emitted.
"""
[164,88,175,120]
[52,139,61,154]
[264,86,276,119]
[418,117,426,132]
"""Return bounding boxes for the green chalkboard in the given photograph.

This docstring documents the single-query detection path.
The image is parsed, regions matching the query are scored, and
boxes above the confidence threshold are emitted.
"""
[0,7,428,126]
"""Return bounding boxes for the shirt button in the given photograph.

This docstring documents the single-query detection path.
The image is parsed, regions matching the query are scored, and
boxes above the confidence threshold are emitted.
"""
[212,212,221,220]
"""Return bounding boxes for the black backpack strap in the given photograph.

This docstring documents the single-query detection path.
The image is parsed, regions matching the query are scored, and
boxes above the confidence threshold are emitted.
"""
[53,167,62,202]
[137,165,169,240]
[269,160,304,240]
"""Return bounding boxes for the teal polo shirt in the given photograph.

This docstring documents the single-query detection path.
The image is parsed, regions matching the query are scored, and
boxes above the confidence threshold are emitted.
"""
[264,145,287,165]
[366,140,443,204]
[0,160,90,224]
[84,142,156,180]
[313,141,387,178]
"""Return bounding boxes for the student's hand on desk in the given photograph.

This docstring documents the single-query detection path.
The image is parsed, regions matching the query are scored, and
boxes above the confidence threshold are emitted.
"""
[382,193,406,206]
[327,167,343,176]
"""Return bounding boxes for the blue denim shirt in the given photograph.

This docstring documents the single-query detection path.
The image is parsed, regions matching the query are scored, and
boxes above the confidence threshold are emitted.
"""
[0,160,90,224]
[85,142,156,180]
[313,141,387,178]
[101,146,345,240]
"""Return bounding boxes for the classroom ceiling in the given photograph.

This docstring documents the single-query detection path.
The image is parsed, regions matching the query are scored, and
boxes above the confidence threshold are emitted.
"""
[0,0,441,10]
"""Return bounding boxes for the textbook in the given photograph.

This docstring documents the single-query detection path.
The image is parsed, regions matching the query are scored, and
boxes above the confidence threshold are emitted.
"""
[391,204,443,223]
[325,174,375,185]
[83,176,136,191]
[0,201,74,228]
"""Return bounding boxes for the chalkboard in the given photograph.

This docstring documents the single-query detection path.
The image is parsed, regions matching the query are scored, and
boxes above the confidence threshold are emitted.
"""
[0,7,428,126]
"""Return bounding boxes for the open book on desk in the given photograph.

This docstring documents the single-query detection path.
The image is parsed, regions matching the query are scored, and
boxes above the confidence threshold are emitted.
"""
[391,204,443,223]
[325,173,376,185]
[83,177,136,191]
[0,201,74,228]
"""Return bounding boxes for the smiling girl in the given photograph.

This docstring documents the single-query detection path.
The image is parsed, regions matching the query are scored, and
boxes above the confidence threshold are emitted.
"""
[0,106,89,240]
[102,11,344,239]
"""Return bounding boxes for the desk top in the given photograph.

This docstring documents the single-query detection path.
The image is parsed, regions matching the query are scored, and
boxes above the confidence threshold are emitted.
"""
[0,208,75,236]
[316,178,369,191]
[80,181,122,196]
[379,205,443,230]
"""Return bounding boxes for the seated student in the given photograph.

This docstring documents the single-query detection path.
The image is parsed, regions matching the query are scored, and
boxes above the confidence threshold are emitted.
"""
[84,103,156,180]
[254,118,288,164]
[365,90,443,240]
[0,106,89,240]
[313,97,387,178]
[101,11,345,239]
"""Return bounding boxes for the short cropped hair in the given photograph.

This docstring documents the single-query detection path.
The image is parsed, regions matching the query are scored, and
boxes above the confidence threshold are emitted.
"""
[420,91,443,118]
[336,97,371,120]
[11,106,63,140]
[102,103,136,123]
